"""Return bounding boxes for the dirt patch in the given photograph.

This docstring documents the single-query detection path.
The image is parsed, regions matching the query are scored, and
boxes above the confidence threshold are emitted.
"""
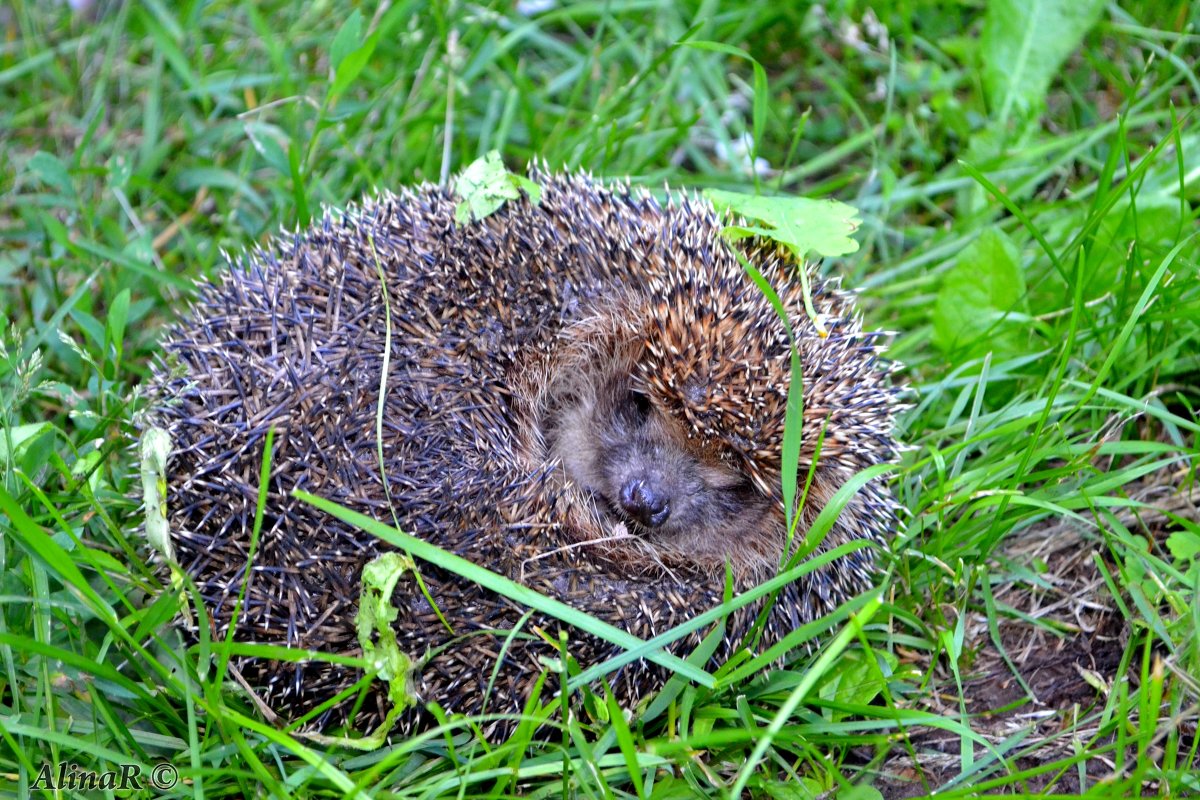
[873,466,1198,796]
[964,611,1125,717]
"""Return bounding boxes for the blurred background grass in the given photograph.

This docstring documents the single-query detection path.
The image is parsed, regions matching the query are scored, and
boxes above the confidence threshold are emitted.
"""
[2,1,1198,797]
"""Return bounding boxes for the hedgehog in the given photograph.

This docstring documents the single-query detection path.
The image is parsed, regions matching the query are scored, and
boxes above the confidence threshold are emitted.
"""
[150,168,902,738]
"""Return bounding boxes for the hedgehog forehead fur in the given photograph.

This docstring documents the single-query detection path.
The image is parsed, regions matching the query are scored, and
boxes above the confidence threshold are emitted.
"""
[151,169,903,737]
[528,299,780,576]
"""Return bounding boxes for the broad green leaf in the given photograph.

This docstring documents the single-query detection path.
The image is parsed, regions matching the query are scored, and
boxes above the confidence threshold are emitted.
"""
[1166,530,1200,562]
[28,151,74,198]
[1085,196,1184,297]
[106,288,131,366]
[177,167,268,213]
[1035,196,1185,313]
[69,307,106,352]
[981,0,1105,123]
[933,228,1030,363]
[122,233,154,268]
[0,422,53,461]
[330,39,377,99]
[328,10,377,99]
[454,151,542,224]
[107,153,133,189]
[709,189,861,337]
[330,10,364,71]
[818,648,898,721]
[705,189,861,259]
[244,122,291,175]
[72,450,103,494]
[838,787,884,800]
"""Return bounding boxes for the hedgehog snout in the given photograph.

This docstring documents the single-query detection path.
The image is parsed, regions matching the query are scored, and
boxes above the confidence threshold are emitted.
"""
[618,477,671,528]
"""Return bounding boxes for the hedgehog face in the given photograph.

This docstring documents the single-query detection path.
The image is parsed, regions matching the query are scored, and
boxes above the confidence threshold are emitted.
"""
[538,306,782,572]
[552,381,769,540]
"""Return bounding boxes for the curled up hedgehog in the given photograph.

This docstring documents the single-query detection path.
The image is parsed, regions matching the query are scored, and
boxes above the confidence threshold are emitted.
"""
[148,164,902,739]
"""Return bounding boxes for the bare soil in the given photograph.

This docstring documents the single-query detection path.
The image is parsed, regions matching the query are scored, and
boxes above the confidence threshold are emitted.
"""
[874,465,1198,797]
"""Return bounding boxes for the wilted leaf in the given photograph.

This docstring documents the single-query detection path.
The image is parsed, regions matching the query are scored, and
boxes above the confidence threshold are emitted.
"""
[140,427,173,561]
[319,551,418,749]
[358,551,416,678]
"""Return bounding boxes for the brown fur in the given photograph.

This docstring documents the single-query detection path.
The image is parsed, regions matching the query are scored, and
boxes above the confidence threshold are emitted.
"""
[527,299,782,579]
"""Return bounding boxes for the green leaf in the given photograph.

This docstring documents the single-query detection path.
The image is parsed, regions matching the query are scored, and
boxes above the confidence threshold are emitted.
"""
[760,777,825,799]
[28,151,75,199]
[818,648,898,721]
[107,153,133,190]
[0,422,54,461]
[357,552,416,685]
[705,189,862,260]
[708,189,862,336]
[244,122,291,175]
[176,167,268,214]
[105,288,131,367]
[981,0,1106,123]
[330,39,376,99]
[1084,196,1184,298]
[933,229,1030,363]
[1166,530,1200,562]
[330,9,364,71]
[511,173,543,206]
[454,151,541,224]
[837,786,884,800]
[328,10,376,99]
[72,450,103,494]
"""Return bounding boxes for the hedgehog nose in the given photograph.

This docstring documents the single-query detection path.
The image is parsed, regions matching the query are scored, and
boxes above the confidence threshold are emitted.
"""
[619,478,671,528]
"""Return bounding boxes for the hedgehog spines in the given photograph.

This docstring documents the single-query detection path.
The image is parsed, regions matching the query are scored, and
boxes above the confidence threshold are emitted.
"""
[152,169,903,737]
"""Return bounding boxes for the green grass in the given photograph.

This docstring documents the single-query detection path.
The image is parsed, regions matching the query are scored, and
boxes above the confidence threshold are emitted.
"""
[2,0,1199,797]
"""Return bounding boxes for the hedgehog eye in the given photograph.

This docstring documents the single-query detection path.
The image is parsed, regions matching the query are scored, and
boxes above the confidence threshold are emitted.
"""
[628,390,653,421]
